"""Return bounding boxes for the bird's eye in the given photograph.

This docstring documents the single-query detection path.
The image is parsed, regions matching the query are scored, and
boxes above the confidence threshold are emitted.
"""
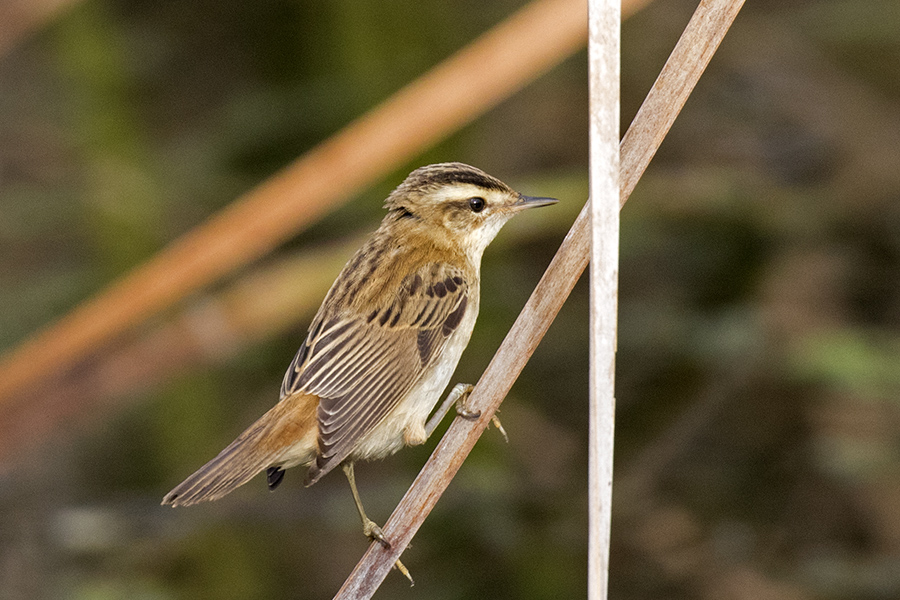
[468,197,486,213]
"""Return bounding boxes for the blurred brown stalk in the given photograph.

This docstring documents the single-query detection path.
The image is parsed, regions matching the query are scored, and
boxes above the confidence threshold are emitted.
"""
[0,0,594,407]
[0,0,79,56]
[0,0,651,463]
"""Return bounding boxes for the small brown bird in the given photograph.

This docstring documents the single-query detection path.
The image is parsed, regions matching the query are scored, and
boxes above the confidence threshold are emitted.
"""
[162,162,556,573]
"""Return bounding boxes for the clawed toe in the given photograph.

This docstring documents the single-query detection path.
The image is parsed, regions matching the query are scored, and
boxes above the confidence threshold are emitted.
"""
[491,415,509,443]
[363,520,415,585]
[448,383,508,441]
[452,384,477,419]
[457,407,481,420]
[363,519,391,549]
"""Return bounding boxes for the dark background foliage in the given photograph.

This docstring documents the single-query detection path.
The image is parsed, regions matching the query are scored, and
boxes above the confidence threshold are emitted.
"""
[3,0,900,598]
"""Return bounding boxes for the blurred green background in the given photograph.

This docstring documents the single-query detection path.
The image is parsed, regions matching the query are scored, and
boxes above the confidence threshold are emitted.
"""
[3,0,900,598]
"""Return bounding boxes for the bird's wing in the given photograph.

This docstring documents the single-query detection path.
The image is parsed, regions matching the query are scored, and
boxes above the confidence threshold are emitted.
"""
[280,262,470,484]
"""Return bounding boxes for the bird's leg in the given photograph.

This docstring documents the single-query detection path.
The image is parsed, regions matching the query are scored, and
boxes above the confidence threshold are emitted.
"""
[342,462,386,545]
[341,462,414,585]
[424,383,507,442]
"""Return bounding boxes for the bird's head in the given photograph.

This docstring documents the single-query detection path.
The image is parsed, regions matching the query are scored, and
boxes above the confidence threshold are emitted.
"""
[384,162,557,259]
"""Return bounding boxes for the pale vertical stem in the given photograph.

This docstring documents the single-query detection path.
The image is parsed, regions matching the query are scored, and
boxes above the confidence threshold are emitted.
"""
[336,1,746,596]
[587,0,620,598]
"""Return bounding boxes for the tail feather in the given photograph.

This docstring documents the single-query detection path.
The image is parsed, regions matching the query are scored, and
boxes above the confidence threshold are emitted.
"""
[162,393,319,507]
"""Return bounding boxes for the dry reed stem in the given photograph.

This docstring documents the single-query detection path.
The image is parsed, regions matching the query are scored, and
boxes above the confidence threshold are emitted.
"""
[586,0,620,597]
[334,0,746,597]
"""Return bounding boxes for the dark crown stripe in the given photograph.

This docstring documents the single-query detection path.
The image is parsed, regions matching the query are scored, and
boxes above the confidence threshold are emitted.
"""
[425,168,508,192]
[408,162,509,193]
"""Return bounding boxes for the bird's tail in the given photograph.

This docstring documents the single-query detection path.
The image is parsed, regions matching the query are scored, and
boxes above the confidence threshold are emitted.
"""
[162,392,319,506]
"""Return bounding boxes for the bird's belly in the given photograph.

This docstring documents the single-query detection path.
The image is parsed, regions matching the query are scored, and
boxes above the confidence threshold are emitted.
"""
[348,306,478,462]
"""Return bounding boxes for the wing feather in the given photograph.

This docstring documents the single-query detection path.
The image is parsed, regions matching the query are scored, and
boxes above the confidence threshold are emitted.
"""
[285,261,471,484]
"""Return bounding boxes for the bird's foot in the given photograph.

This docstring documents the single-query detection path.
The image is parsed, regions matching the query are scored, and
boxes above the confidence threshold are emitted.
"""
[424,383,507,443]
[452,384,478,419]
[362,519,414,585]
[363,518,390,548]
[453,384,508,443]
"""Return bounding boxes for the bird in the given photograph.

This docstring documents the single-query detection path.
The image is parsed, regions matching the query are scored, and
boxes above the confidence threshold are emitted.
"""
[161,162,556,578]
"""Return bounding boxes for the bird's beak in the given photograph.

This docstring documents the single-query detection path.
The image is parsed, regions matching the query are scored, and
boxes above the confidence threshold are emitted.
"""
[514,194,559,210]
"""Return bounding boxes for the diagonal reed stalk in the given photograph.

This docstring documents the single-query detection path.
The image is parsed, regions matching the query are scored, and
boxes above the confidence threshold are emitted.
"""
[333,1,746,597]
